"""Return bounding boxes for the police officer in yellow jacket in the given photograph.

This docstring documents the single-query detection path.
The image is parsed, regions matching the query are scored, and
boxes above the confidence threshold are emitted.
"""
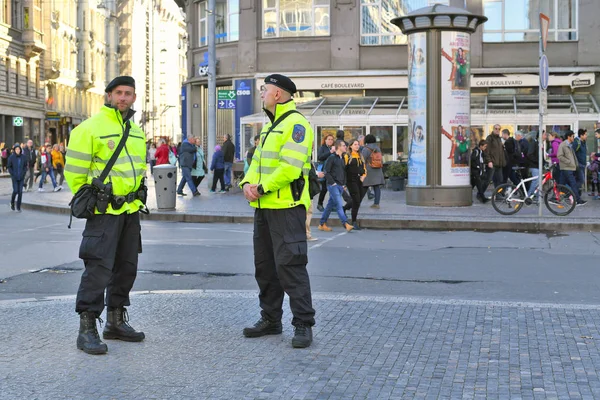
[65,76,147,355]
[241,74,316,348]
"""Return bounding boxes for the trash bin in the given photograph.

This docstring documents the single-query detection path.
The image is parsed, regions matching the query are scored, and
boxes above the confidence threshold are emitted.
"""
[153,164,177,210]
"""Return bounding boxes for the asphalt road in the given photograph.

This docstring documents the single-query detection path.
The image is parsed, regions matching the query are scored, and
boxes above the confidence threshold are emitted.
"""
[2,205,600,305]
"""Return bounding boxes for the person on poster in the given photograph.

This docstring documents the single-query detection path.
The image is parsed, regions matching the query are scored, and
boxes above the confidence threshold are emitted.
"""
[414,48,425,67]
[441,47,468,90]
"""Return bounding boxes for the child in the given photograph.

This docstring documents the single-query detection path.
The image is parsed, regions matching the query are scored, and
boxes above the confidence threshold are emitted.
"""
[587,152,600,198]
[210,144,225,193]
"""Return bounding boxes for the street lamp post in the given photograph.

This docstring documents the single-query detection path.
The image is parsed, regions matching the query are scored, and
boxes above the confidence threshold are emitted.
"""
[207,0,216,166]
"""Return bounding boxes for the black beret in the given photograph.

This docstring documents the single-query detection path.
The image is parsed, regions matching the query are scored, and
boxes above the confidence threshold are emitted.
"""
[264,74,296,95]
[105,76,135,93]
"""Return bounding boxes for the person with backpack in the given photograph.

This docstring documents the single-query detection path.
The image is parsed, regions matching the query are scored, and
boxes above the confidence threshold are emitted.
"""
[361,134,384,209]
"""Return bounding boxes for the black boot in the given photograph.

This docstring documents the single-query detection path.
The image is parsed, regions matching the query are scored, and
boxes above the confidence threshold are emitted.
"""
[103,307,145,342]
[292,323,313,348]
[77,312,108,355]
[243,317,282,338]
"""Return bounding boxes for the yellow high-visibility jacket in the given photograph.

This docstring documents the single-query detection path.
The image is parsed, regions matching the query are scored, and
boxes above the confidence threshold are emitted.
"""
[240,100,313,210]
[64,105,147,215]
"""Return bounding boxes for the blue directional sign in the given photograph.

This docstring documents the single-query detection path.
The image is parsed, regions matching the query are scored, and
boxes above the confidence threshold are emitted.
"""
[539,54,549,90]
[217,99,236,109]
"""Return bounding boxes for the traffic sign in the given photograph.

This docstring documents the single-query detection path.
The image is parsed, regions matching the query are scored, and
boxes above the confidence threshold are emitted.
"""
[539,13,550,53]
[13,116,23,127]
[539,54,549,90]
[217,90,236,101]
[217,99,236,109]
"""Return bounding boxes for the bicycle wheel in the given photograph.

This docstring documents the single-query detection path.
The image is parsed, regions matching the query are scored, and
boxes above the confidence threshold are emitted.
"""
[491,183,525,215]
[544,184,576,216]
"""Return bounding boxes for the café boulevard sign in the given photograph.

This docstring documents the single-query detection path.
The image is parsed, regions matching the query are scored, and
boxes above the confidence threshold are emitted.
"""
[472,73,595,88]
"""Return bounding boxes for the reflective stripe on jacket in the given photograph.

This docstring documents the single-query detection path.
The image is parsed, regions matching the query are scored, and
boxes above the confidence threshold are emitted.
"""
[240,100,313,210]
[64,105,147,215]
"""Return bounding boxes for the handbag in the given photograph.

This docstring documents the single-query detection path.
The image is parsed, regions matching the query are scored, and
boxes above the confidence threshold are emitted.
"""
[68,121,131,228]
[168,149,177,166]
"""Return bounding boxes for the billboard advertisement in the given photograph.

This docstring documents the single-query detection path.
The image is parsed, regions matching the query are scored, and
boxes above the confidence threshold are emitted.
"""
[407,32,427,187]
[440,31,471,186]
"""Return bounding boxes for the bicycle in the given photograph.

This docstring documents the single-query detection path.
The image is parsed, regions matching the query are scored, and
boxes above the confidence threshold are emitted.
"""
[490,165,577,216]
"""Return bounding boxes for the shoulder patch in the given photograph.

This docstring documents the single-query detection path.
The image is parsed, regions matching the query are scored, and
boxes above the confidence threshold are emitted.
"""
[292,124,306,143]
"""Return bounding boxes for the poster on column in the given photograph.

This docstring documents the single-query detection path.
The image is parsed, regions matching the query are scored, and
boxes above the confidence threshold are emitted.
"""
[407,32,427,186]
[440,31,471,186]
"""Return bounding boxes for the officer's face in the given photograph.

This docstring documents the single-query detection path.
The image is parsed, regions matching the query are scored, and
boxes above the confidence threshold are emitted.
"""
[107,85,136,113]
[261,84,282,109]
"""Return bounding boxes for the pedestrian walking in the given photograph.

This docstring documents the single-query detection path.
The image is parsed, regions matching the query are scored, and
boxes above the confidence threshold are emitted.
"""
[64,75,148,355]
[22,139,37,192]
[240,74,315,348]
[316,134,334,212]
[176,136,200,197]
[154,138,170,166]
[7,144,26,211]
[318,140,354,233]
[573,129,588,191]
[1,142,8,172]
[38,146,60,192]
[587,153,600,198]
[471,140,489,203]
[486,124,506,187]
[344,139,367,229]
[191,137,207,189]
[558,130,586,205]
[222,133,235,190]
[210,144,226,193]
[361,134,385,209]
[148,142,157,174]
[51,144,65,189]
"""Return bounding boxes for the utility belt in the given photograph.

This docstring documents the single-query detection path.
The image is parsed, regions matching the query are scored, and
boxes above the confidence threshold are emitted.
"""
[95,179,148,213]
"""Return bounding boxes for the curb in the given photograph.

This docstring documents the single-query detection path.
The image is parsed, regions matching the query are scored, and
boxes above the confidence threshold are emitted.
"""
[20,201,600,232]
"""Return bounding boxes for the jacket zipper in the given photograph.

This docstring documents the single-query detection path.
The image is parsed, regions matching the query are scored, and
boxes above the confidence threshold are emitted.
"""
[117,110,136,189]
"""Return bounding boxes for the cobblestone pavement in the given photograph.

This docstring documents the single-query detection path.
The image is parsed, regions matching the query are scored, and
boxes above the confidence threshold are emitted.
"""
[3,290,600,399]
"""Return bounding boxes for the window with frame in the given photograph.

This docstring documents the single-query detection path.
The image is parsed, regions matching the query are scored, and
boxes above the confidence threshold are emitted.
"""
[360,0,448,45]
[263,0,330,38]
[483,0,577,42]
[197,0,239,47]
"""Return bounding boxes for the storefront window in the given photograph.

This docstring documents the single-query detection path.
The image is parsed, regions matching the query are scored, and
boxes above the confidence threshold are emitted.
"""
[343,126,365,144]
[370,126,393,162]
[360,0,448,45]
[396,125,408,161]
[263,0,330,38]
[316,126,338,148]
[483,0,577,42]
[485,124,514,139]
[198,0,240,46]
[579,122,598,157]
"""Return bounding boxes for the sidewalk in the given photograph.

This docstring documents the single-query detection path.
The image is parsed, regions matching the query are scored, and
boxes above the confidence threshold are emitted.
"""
[2,290,600,399]
[5,173,600,232]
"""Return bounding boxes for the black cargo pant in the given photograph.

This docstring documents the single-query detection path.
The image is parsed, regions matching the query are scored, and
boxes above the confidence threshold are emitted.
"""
[253,206,315,327]
[75,212,141,316]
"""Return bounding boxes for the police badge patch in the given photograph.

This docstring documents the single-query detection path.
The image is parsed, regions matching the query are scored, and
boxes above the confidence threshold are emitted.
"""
[292,124,305,143]
[107,139,115,150]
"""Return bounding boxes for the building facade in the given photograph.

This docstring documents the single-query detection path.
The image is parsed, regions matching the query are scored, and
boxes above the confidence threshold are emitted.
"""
[182,0,598,161]
[42,0,117,145]
[118,0,186,143]
[0,0,45,146]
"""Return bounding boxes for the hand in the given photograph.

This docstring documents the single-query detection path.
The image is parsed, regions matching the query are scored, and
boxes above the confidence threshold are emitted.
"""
[317,171,325,179]
[243,184,258,202]
[360,176,365,182]
[45,168,49,172]
[250,185,262,199]
[330,148,335,153]
[487,162,493,169]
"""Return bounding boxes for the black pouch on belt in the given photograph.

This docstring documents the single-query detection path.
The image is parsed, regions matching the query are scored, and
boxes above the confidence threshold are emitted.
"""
[290,174,305,202]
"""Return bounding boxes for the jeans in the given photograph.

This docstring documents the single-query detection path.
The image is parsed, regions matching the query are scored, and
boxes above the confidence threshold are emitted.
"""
[223,162,233,186]
[371,185,382,205]
[491,167,504,187]
[11,178,23,209]
[561,170,581,202]
[24,166,34,189]
[527,168,539,197]
[39,168,57,188]
[576,165,585,189]
[320,185,348,225]
[177,166,198,194]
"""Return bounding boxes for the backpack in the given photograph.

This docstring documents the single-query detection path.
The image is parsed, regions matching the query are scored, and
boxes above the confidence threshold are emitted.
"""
[365,147,383,169]
[1,149,7,158]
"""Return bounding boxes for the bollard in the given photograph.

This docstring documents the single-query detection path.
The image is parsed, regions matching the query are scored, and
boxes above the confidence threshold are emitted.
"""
[153,164,177,210]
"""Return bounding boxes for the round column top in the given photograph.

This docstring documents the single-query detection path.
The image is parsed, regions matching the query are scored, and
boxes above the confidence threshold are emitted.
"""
[391,4,487,35]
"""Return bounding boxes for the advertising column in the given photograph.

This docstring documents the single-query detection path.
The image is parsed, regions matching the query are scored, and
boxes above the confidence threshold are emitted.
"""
[407,32,427,186]
[440,31,471,186]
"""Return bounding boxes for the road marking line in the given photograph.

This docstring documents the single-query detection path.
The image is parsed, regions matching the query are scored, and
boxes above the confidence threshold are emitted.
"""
[310,231,348,249]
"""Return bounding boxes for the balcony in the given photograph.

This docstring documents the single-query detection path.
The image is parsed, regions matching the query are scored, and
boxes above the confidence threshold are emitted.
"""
[23,30,45,59]
[44,60,61,80]
[77,71,95,90]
